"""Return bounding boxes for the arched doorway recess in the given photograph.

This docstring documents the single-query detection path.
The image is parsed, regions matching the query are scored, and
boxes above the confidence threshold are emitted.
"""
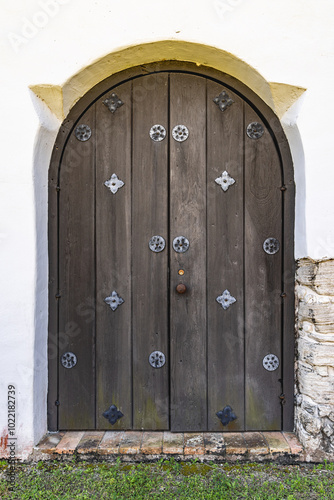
[48,62,295,432]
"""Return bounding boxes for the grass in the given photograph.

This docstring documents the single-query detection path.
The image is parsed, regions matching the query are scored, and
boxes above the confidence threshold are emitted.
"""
[0,458,333,499]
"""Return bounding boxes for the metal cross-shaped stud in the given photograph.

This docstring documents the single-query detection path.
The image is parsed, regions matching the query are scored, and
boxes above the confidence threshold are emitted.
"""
[104,290,124,311]
[103,404,124,425]
[215,171,236,191]
[216,290,236,310]
[104,173,124,194]
[213,91,234,112]
[216,405,237,426]
[103,93,124,113]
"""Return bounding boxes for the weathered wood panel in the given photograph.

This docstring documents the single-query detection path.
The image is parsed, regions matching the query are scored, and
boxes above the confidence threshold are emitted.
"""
[58,106,96,429]
[169,73,207,431]
[132,74,169,429]
[244,104,283,430]
[206,82,245,431]
[95,82,132,429]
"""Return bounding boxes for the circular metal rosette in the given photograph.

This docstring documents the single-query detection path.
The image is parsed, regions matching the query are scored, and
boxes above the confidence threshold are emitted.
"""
[263,237,280,255]
[246,122,264,140]
[172,236,190,253]
[172,125,189,142]
[75,124,92,142]
[61,352,77,369]
[149,351,166,369]
[262,354,280,372]
[149,124,167,142]
[149,235,166,253]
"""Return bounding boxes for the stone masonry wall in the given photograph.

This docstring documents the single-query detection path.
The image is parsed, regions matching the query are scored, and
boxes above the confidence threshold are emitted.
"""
[295,259,334,459]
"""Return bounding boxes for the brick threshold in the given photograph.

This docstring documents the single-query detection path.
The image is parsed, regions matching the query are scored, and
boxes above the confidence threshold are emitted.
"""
[33,431,305,463]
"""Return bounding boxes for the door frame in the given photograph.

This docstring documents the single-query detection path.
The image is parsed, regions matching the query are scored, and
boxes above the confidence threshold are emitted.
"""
[48,61,295,431]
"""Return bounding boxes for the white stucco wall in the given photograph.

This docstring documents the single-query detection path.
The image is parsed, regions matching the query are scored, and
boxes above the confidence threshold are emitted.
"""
[1,0,334,457]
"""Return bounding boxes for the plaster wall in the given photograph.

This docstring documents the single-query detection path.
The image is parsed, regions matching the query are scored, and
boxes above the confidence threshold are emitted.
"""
[0,0,334,458]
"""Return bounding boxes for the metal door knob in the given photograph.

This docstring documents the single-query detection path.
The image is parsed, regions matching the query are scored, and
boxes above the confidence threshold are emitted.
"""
[176,283,187,294]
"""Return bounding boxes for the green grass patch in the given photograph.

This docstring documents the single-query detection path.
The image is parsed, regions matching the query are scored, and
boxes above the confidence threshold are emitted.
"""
[0,458,333,499]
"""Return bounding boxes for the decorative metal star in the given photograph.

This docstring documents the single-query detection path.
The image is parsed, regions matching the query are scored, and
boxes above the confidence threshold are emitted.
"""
[216,406,237,426]
[213,91,234,112]
[104,173,125,194]
[102,404,124,425]
[215,170,236,192]
[104,290,124,311]
[103,92,124,113]
[216,289,236,310]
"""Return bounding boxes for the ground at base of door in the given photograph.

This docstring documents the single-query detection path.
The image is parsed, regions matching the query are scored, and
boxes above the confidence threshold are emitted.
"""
[28,431,326,464]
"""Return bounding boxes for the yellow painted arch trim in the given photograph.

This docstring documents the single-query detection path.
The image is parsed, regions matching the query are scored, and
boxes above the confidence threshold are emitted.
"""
[30,40,306,122]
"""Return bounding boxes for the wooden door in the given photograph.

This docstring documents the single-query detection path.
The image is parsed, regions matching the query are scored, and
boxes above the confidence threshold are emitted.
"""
[49,66,294,432]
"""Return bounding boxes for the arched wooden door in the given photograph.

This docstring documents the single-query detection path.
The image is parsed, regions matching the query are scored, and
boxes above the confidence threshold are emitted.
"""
[48,63,295,432]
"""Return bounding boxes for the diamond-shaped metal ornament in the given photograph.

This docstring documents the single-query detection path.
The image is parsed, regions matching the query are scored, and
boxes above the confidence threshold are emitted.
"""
[213,91,234,112]
[103,404,124,425]
[104,173,125,194]
[215,171,236,191]
[216,290,236,310]
[104,290,124,311]
[103,93,124,113]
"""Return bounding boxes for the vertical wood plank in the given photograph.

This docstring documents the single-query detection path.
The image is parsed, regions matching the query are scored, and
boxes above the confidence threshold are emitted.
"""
[170,73,207,431]
[280,138,295,431]
[58,106,96,429]
[95,82,132,429]
[206,82,245,431]
[132,74,169,429]
[244,105,283,430]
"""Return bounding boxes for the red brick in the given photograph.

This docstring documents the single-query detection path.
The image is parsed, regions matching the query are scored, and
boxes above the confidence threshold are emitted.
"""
[162,432,184,454]
[283,432,304,455]
[55,431,85,453]
[119,431,143,454]
[141,432,164,454]
[243,432,269,455]
[203,433,225,455]
[99,431,124,454]
[76,431,104,453]
[223,432,247,455]
[184,433,205,455]
[262,432,290,454]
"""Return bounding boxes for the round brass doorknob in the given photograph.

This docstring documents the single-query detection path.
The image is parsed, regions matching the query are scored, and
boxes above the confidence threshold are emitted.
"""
[176,283,187,294]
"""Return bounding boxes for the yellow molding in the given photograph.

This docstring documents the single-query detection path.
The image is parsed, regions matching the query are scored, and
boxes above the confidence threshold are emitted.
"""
[29,84,63,122]
[29,40,306,122]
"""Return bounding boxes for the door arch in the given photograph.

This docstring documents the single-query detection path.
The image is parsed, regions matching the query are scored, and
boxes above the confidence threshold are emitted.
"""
[48,62,295,432]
